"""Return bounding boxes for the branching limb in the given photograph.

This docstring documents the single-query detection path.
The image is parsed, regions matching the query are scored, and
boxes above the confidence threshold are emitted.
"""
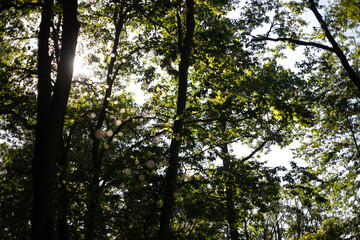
[0,2,42,12]
[241,141,268,162]
[240,128,283,162]
[0,109,36,130]
[308,0,360,91]
[252,36,334,52]
[184,116,252,124]
[115,0,173,36]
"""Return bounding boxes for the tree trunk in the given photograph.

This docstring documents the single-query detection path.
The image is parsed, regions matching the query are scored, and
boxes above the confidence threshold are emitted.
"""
[221,144,240,240]
[158,1,195,239]
[56,143,70,240]
[85,8,125,240]
[57,169,69,240]
[296,209,302,239]
[263,220,268,240]
[32,0,54,238]
[32,0,79,239]
[244,217,250,240]
[32,0,54,239]
[276,220,282,240]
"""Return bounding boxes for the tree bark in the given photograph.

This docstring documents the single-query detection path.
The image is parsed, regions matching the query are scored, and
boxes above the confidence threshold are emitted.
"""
[158,1,195,239]
[32,0,79,239]
[244,217,250,240]
[56,142,70,240]
[308,0,360,91]
[221,144,240,240]
[32,0,54,238]
[276,220,282,240]
[296,209,302,239]
[57,166,69,240]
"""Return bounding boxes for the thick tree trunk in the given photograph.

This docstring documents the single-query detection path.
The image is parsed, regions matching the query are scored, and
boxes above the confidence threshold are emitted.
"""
[158,1,195,239]
[32,0,54,239]
[57,171,69,240]
[221,144,240,240]
[32,1,79,239]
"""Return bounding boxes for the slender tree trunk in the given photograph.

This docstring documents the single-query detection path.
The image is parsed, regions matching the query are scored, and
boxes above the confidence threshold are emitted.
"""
[85,8,125,240]
[244,217,250,240]
[56,144,70,240]
[296,209,301,239]
[158,1,195,239]
[32,0,79,239]
[276,220,282,240]
[221,144,240,240]
[263,220,268,240]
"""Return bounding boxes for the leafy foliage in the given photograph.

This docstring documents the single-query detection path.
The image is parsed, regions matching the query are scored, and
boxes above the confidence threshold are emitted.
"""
[1,0,359,239]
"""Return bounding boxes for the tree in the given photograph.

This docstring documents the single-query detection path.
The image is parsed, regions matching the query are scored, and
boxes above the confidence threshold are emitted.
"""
[157,0,195,238]
[240,0,360,236]
[0,143,33,239]
[243,0,360,91]
[2,0,358,239]
[32,0,79,239]
[83,3,130,238]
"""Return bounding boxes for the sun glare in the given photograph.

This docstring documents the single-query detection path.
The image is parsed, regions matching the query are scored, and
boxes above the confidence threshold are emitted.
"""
[73,55,89,76]
[72,53,146,104]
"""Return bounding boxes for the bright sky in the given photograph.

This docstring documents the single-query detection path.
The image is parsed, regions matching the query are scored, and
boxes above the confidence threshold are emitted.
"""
[225,3,321,169]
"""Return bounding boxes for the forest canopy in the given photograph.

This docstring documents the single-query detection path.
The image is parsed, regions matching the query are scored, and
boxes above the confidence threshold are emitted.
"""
[0,0,359,239]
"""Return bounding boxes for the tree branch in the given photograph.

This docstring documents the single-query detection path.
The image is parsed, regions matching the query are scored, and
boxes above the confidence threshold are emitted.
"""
[252,36,334,52]
[115,0,173,36]
[181,135,257,162]
[241,141,268,162]
[0,2,42,12]
[184,116,251,125]
[240,128,283,162]
[0,109,36,130]
[1,65,37,75]
[308,0,360,91]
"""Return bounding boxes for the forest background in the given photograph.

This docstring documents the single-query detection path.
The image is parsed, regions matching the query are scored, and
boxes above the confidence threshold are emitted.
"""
[1,0,360,239]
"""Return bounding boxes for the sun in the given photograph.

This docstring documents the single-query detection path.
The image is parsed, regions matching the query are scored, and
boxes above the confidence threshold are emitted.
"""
[73,55,88,76]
